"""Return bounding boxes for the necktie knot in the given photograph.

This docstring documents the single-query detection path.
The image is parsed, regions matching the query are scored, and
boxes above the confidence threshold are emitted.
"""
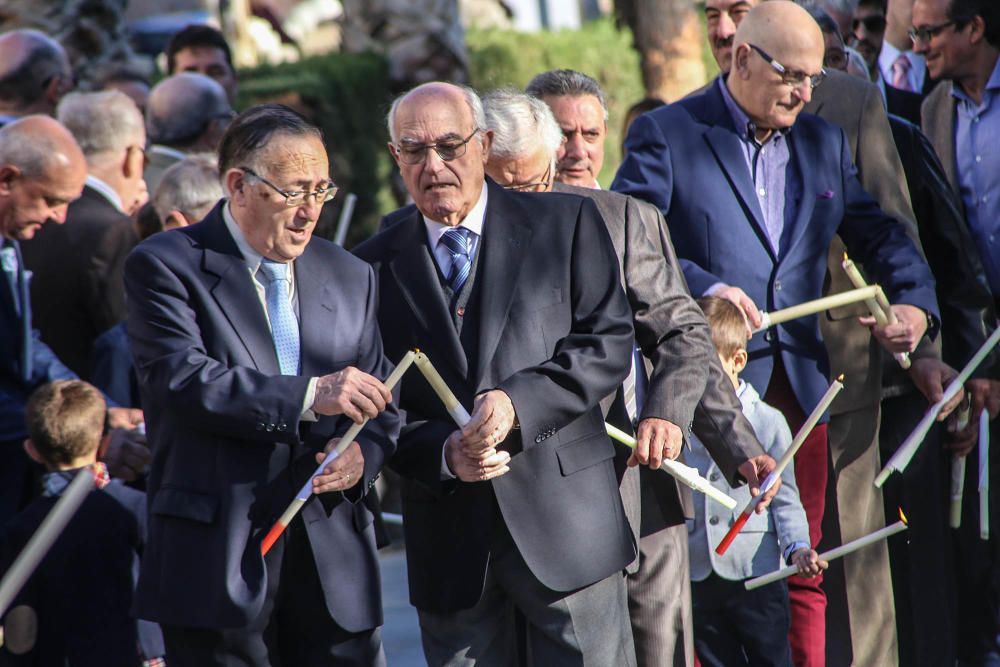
[440,227,474,294]
[259,259,290,283]
[891,54,912,91]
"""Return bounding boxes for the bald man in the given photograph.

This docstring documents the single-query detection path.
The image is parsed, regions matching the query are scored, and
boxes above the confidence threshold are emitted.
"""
[613,3,938,665]
[0,30,73,125]
[0,116,87,521]
[144,72,234,193]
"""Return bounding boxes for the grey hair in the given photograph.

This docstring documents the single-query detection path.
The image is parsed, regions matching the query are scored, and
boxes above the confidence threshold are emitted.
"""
[483,88,563,161]
[152,154,223,221]
[386,84,487,145]
[146,73,231,147]
[0,118,68,178]
[56,90,144,158]
[525,69,609,121]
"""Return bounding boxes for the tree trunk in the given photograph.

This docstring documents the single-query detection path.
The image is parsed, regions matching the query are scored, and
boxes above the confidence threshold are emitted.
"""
[616,0,706,103]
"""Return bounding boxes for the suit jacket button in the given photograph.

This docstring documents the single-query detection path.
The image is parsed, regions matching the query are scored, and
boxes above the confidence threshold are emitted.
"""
[535,435,544,443]
[774,279,783,291]
[255,422,265,431]
[709,472,719,482]
[266,423,275,432]
[709,516,719,526]
[764,330,774,342]
[277,423,286,432]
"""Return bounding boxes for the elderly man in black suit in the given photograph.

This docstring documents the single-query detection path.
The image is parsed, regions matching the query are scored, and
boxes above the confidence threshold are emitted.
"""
[126,104,400,666]
[354,81,638,666]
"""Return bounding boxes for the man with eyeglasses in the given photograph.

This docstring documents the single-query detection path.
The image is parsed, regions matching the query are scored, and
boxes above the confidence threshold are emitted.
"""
[879,0,933,95]
[614,3,938,666]
[483,87,780,667]
[919,1,1000,663]
[355,81,639,666]
[126,104,400,666]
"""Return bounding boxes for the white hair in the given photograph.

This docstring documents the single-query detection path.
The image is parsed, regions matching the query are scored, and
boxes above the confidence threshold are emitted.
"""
[386,84,487,146]
[483,88,563,162]
[152,154,223,221]
[56,90,144,159]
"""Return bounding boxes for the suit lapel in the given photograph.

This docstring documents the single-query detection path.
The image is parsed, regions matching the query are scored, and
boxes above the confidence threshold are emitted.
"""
[781,131,817,259]
[388,211,468,376]
[294,245,337,378]
[200,209,280,375]
[925,86,958,192]
[474,183,532,388]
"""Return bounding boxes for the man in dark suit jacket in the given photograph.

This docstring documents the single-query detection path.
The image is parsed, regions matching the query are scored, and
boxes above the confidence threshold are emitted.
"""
[21,90,145,380]
[354,82,637,666]
[126,105,400,666]
[0,116,87,523]
[615,5,939,665]
[483,85,779,667]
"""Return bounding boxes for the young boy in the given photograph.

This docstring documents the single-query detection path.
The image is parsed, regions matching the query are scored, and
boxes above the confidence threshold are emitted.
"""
[0,380,163,667]
[687,297,827,667]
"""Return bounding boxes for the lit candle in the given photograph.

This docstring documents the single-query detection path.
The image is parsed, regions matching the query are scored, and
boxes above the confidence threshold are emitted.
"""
[980,410,990,541]
[261,350,416,556]
[605,423,737,509]
[754,286,880,333]
[716,375,845,556]
[841,254,910,369]
[876,325,1000,487]
[413,352,472,426]
[745,511,908,591]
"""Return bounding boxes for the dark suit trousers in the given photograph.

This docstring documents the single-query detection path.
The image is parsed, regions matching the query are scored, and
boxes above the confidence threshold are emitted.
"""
[0,439,41,525]
[161,516,385,667]
[691,573,792,667]
[764,364,827,667]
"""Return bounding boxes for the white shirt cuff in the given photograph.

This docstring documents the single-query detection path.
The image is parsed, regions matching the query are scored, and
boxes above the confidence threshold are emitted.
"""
[440,442,456,480]
[301,377,319,422]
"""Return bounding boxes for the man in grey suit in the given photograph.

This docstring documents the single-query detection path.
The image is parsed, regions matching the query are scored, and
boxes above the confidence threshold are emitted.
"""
[354,82,638,666]
[494,84,779,666]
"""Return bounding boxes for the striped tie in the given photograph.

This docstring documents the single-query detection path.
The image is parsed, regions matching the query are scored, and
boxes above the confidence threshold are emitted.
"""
[259,259,300,376]
[441,227,473,293]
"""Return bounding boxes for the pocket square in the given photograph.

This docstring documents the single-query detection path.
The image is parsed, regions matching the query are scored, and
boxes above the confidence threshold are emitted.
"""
[818,190,835,199]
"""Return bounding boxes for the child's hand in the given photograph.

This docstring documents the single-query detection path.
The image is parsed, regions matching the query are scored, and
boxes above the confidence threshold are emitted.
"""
[791,548,828,577]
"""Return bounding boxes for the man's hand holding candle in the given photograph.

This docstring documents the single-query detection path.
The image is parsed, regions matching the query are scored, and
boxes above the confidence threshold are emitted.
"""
[860,304,927,354]
[907,358,965,422]
[312,439,365,493]
[312,367,393,423]
[737,454,780,513]
[790,548,828,577]
[968,378,1000,421]
[629,418,684,469]
[444,389,516,483]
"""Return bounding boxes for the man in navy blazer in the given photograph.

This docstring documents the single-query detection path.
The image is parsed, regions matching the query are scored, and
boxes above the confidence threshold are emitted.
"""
[613,3,938,664]
[126,105,400,666]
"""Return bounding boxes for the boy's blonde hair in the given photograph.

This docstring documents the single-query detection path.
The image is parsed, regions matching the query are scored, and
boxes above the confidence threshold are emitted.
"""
[697,296,750,358]
[25,380,106,466]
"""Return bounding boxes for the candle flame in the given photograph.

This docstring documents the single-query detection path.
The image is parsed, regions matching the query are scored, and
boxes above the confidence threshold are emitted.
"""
[843,252,849,261]
[413,347,421,354]
[898,507,908,525]
[836,373,845,382]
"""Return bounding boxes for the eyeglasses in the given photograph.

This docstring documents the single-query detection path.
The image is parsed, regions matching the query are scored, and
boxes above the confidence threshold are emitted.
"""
[241,168,338,207]
[824,48,849,71]
[503,159,555,192]
[394,128,481,165]
[749,44,826,90]
[852,15,887,33]
[908,20,962,43]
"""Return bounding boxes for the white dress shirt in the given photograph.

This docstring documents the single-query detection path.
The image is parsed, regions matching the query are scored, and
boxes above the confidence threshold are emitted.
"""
[85,174,124,213]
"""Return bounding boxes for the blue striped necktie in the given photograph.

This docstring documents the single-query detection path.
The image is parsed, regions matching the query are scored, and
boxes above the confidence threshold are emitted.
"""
[440,227,473,293]
[258,259,300,375]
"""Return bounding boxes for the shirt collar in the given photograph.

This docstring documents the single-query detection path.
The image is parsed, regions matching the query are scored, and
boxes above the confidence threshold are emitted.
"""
[423,181,489,248]
[223,201,266,274]
[878,43,926,84]
[951,54,1000,103]
[85,175,124,213]
[718,77,789,145]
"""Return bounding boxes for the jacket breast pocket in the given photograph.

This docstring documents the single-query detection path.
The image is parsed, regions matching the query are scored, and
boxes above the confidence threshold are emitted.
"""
[555,434,615,476]
[151,486,219,524]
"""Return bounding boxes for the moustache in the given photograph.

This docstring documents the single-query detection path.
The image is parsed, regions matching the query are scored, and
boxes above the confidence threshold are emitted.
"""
[715,35,734,50]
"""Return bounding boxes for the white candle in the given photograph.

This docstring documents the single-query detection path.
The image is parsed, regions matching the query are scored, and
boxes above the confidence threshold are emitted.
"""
[980,410,990,541]
[0,468,95,615]
[754,286,880,333]
[413,352,472,426]
[950,406,971,529]
[333,193,357,247]
[605,423,738,509]
[876,325,1000,487]
[841,255,910,369]
[745,519,908,590]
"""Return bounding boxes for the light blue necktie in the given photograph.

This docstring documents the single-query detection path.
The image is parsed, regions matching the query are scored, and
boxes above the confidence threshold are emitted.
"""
[440,227,473,293]
[0,244,19,315]
[259,259,300,375]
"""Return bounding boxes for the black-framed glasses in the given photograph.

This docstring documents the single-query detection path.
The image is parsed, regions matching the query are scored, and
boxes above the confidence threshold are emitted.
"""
[241,168,338,207]
[393,128,481,165]
[852,15,888,33]
[824,47,849,71]
[749,43,827,90]
[504,159,555,192]
[908,20,961,44]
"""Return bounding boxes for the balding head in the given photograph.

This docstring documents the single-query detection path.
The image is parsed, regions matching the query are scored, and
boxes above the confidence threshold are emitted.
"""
[0,30,73,117]
[728,1,826,132]
[146,73,233,152]
[387,82,492,226]
[0,115,86,240]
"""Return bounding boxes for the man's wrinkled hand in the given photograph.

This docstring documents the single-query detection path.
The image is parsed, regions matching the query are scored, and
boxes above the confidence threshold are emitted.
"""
[738,454,779,513]
[907,357,963,420]
[460,390,516,451]
[968,378,1000,421]
[101,428,151,481]
[312,439,364,494]
[861,304,927,354]
[792,548,828,577]
[629,417,683,469]
[445,430,511,482]
[715,285,761,335]
[107,407,143,430]
[313,367,392,423]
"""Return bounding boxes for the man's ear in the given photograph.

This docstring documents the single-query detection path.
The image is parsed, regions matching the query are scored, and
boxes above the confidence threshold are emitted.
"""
[224,167,248,205]
[480,129,494,162]
[22,439,45,465]
[968,15,987,45]
[0,164,21,195]
[734,44,752,79]
[387,142,402,168]
[163,210,190,230]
